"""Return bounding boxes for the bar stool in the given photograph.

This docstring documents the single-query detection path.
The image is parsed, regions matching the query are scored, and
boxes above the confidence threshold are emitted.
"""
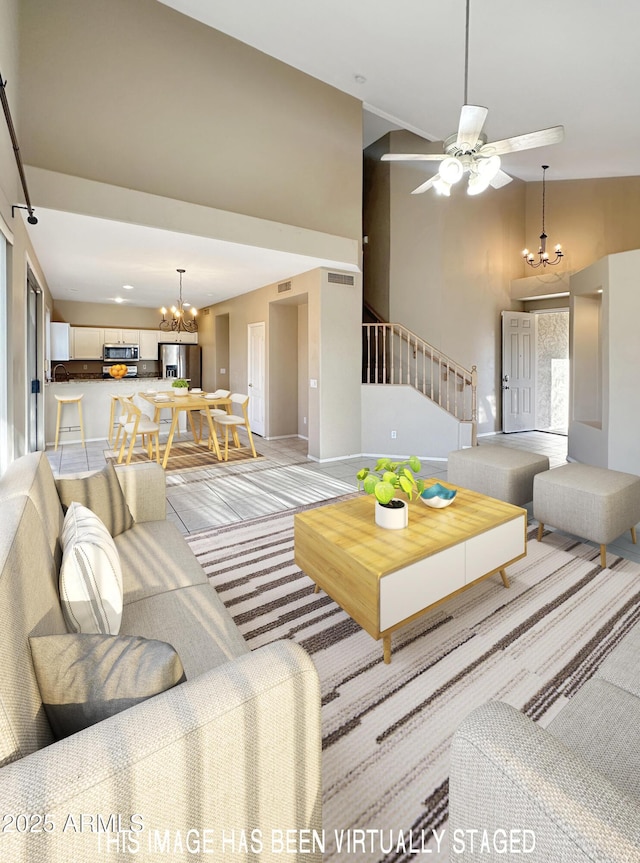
[54,394,85,450]
[108,392,134,446]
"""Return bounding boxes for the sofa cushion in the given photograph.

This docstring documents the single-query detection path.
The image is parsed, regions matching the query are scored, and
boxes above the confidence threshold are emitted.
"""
[59,502,123,634]
[0,496,67,765]
[0,451,64,563]
[29,633,186,739]
[115,520,208,605]
[121,582,249,678]
[546,677,640,801]
[56,463,134,537]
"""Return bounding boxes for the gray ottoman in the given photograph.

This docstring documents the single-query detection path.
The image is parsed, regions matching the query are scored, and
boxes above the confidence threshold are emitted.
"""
[447,446,550,506]
[534,463,640,567]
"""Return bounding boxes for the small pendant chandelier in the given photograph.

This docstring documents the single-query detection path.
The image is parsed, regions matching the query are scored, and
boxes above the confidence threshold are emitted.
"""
[159,268,198,333]
[523,165,564,268]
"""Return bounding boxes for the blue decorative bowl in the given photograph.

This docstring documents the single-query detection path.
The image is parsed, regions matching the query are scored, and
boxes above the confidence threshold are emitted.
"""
[420,483,457,509]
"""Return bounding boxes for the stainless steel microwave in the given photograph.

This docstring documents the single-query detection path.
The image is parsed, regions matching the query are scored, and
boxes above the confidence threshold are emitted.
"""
[103,343,139,361]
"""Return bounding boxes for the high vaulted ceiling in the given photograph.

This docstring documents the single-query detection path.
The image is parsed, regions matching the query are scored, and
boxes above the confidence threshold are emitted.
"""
[161,0,640,182]
[25,0,640,308]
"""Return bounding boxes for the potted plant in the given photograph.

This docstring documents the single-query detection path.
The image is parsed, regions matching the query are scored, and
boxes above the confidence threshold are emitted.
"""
[356,456,425,530]
[171,378,189,396]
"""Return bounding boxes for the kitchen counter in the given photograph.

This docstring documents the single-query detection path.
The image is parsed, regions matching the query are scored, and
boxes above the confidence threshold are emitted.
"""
[46,376,164,385]
[46,379,188,446]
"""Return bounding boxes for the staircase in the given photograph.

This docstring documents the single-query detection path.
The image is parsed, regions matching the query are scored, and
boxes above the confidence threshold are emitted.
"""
[362,321,478,447]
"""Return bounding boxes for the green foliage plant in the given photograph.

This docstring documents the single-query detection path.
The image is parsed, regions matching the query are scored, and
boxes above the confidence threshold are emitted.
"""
[356,456,425,506]
[171,378,189,388]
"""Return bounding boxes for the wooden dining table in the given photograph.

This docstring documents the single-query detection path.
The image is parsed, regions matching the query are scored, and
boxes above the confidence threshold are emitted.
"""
[139,391,231,469]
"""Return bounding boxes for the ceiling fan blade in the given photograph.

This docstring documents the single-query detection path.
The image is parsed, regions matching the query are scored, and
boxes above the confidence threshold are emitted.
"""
[490,170,513,189]
[483,125,564,157]
[381,153,444,162]
[411,175,437,195]
[456,105,488,151]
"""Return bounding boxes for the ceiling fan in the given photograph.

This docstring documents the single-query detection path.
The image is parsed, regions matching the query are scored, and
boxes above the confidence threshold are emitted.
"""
[382,0,564,197]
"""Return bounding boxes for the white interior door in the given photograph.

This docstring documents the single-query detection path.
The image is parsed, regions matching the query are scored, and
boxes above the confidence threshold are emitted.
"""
[247,322,265,436]
[501,311,537,433]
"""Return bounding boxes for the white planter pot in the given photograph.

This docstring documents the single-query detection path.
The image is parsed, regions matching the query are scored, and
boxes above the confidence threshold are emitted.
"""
[375,499,408,530]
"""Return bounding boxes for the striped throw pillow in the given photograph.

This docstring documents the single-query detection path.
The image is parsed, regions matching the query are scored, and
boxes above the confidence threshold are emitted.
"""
[59,502,123,634]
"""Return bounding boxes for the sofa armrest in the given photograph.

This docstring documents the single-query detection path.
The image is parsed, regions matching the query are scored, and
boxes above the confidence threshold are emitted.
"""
[114,461,166,522]
[0,640,321,862]
[449,701,640,862]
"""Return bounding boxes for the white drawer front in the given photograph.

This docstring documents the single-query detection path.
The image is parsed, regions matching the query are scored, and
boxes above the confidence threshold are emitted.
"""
[379,543,465,631]
[465,517,524,585]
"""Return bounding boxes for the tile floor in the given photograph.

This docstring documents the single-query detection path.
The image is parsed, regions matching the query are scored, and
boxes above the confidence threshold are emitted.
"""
[45,428,640,564]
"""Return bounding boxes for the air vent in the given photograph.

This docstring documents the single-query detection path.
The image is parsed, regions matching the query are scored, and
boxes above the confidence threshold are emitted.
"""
[278,280,292,293]
[328,272,355,286]
[203,308,210,315]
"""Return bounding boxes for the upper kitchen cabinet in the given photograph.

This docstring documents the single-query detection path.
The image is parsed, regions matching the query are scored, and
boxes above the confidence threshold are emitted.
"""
[138,330,160,360]
[159,331,198,345]
[71,327,103,360]
[103,328,140,344]
[50,322,71,361]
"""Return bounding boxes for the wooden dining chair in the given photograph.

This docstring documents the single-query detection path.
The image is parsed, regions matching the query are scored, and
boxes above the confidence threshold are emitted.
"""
[213,393,257,460]
[117,397,161,465]
[198,388,230,440]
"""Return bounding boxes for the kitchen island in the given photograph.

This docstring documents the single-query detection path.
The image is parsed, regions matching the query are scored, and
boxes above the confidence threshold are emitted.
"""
[45,378,187,446]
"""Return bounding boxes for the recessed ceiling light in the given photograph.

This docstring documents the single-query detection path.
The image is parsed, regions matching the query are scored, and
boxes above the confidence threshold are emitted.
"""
[122,284,134,290]
[114,297,125,304]
[354,74,367,84]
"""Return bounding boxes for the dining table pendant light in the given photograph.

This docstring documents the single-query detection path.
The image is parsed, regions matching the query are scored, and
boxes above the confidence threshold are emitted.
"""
[159,268,198,333]
[523,166,564,268]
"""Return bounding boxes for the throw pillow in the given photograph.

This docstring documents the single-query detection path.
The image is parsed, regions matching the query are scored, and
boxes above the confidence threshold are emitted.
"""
[59,502,123,634]
[29,634,186,739]
[56,462,134,537]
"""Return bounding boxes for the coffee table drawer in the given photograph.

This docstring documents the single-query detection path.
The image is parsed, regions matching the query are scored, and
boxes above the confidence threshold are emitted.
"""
[379,543,465,631]
[465,517,524,584]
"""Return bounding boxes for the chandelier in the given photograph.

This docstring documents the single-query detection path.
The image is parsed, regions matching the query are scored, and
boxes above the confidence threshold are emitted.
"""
[159,268,198,333]
[523,166,564,268]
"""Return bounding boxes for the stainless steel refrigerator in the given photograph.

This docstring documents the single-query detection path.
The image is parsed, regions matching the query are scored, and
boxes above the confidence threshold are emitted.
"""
[159,343,202,389]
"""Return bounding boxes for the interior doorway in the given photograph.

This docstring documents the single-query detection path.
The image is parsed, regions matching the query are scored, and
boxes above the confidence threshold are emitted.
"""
[26,266,44,452]
[534,309,569,435]
[501,308,569,436]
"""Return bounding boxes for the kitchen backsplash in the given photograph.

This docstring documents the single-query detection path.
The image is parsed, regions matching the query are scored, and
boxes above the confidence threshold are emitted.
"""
[50,360,161,381]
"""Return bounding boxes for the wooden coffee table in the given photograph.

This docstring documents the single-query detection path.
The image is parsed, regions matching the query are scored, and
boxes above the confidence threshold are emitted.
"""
[294,481,527,663]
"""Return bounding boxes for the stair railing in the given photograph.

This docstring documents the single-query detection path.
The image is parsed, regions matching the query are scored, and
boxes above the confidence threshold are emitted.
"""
[362,322,477,445]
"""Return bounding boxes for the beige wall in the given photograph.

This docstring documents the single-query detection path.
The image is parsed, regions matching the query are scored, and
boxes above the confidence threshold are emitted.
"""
[523,176,640,277]
[53,300,162,328]
[205,267,361,459]
[19,0,362,242]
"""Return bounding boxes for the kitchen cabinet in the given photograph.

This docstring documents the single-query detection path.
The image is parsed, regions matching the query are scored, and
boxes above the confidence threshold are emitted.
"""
[158,331,198,345]
[71,327,102,360]
[138,330,160,360]
[103,328,140,344]
[50,322,71,361]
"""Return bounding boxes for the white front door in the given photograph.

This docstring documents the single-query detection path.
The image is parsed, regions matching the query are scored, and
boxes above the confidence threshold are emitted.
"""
[247,322,265,436]
[501,311,537,433]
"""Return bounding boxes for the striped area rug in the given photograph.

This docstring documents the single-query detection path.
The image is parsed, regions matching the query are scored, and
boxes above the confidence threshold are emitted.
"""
[186,505,640,862]
[105,440,261,472]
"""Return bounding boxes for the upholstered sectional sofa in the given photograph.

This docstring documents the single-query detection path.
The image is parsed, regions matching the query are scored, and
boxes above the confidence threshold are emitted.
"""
[449,625,640,860]
[0,452,321,862]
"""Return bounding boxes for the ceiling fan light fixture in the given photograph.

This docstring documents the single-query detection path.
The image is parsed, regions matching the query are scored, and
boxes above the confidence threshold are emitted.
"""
[477,154,501,181]
[466,171,491,196]
[439,156,464,185]
[432,176,452,196]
